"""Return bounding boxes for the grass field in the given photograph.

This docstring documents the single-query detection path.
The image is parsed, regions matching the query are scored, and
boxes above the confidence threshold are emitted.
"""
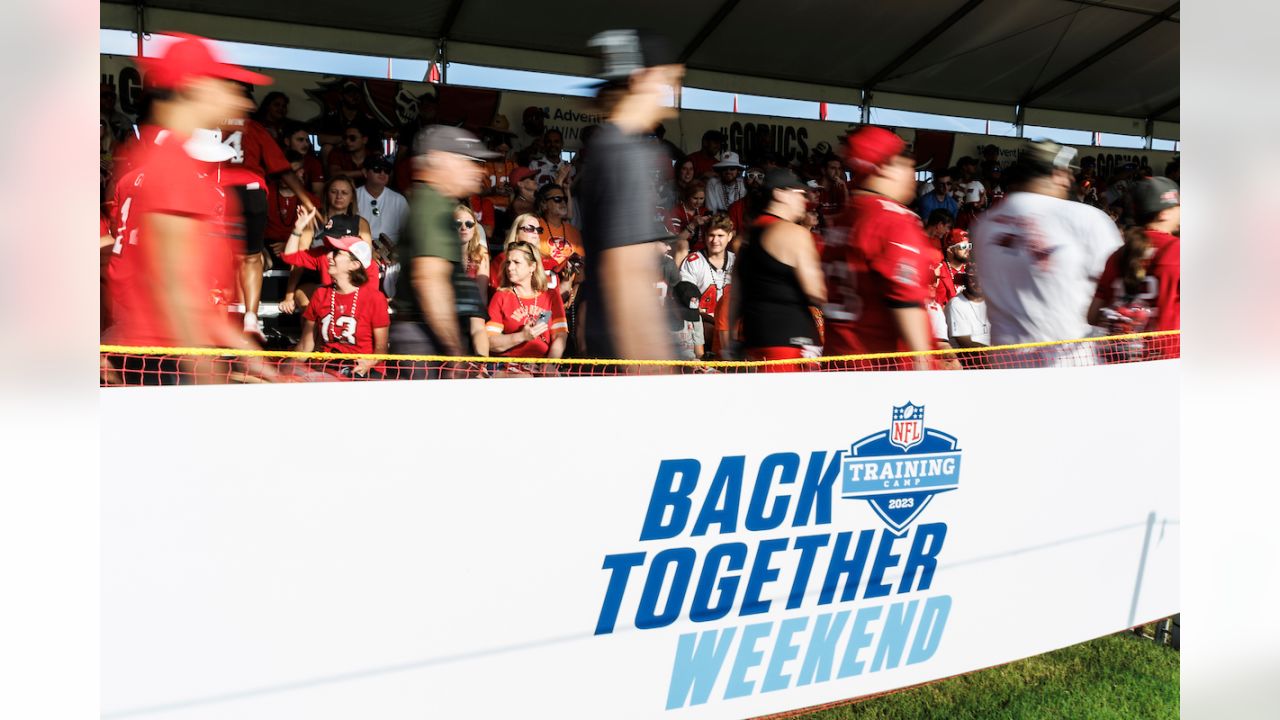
[787,629,1179,720]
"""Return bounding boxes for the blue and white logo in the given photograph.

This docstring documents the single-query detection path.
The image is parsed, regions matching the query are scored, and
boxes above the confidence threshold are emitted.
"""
[843,403,962,535]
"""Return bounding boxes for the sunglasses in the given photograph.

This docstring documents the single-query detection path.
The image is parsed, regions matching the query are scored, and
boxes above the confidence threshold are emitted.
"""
[953,242,971,250]
[518,225,544,234]
[545,196,567,203]
[369,198,379,216]
[456,220,476,229]
[745,171,765,181]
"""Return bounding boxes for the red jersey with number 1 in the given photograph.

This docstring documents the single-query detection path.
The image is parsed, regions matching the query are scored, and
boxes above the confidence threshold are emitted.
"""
[822,193,941,356]
[302,286,390,354]
[105,128,238,346]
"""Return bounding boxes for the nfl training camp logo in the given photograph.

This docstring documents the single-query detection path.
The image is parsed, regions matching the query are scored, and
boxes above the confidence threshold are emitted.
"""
[842,404,962,535]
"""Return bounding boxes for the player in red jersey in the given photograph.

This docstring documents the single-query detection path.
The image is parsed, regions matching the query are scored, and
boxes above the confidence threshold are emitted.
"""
[217,102,317,340]
[936,228,970,306]
[105,34,276,383]
[1088,176,1180,360]
[297,235,390,378]
[821,126,941,370]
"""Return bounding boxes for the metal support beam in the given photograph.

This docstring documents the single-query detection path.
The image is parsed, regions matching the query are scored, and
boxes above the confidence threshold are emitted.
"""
[678,0,742,64]
[862,0,986,90]
[438,0,467,38]
[1021,2,1178,106]
[438,38,448,84]
[860,89,872,124]
[1143,118,1154,149]
[134,1,147,58]
[1059,0,1179,21]
[1014,104,1025,138]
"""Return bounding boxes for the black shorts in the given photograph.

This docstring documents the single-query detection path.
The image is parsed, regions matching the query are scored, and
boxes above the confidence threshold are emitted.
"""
[230,185,269,255]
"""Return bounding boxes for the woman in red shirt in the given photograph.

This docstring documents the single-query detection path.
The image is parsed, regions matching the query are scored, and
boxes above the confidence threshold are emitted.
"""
[279,178,375,313]
[667,180,710,266]
[456,204,490,304]
[296,234,389,378]
[486,240,568,366]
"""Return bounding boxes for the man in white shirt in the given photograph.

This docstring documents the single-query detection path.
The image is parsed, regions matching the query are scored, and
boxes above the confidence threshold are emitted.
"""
[946,266,990,348]
[356,155,410,246]
[705,152,747,213]
[970,140,1122,364]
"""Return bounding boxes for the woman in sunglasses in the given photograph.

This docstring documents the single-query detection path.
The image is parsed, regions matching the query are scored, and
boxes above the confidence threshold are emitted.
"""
[535,183,584,271]
[489,213,551,292]
[486,239,568,368]
[456,205,489,303]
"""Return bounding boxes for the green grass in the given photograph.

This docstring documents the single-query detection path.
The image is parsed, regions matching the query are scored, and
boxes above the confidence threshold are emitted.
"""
[790,630,1179,720]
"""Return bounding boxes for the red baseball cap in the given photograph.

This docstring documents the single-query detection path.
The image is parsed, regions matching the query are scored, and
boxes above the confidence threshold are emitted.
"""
[843,126,906,178]
[141,33,272,90]
[946,228,970,247]
[510,167,537,184]
[326,234,373,269]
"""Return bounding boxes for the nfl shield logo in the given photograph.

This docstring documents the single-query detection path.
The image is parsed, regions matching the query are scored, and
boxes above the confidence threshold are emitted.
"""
[890,403,925,451]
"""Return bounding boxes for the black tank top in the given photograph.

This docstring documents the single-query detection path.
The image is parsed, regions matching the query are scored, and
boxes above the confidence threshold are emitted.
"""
[738,215,819,348]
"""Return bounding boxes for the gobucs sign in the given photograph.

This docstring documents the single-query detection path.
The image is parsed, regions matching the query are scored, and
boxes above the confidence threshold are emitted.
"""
[593,405,963,712]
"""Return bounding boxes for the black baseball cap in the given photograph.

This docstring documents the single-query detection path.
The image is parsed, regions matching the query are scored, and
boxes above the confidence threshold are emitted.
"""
[1133,176,1180,219]
[586,29,680,86]
[363,155,394,173]
[671,281,702,322]
[413,125,500,160]
[764,168,807,192]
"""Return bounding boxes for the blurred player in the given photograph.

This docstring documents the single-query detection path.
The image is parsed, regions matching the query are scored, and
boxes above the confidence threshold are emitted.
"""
[821,126,940,370]
[1087,176,1180,360]
[971,140,1122,366]
[105,33,275,382]
[577,29,684,362]
[216,90,317,340]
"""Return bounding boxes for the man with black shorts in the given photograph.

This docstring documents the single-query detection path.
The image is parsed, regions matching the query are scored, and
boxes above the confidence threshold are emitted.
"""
[577,29,685,363]
[217,92,317,340]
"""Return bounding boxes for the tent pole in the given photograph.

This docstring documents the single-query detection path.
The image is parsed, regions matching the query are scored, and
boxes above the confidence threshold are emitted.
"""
[1143,118,1154,149]
[135,1,146,58]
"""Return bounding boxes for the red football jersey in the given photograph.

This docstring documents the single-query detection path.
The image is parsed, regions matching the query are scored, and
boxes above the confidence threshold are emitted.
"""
[105,128,238,346]
[302,285,389,354]
[935,262,965,306]
[1093,229,1180,340]
[265,189,321,243]
[822,193,941,356]
[485,288,567,358]
[220,118,290,187]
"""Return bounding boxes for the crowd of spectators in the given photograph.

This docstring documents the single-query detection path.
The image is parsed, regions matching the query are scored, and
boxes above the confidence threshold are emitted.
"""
[98,33,1179,383]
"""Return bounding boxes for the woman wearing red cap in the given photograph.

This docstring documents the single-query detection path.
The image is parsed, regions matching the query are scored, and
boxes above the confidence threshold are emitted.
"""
[295,234,390,378]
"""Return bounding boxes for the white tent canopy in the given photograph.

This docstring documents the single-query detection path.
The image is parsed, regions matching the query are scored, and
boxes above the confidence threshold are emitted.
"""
[100,0,1178,138]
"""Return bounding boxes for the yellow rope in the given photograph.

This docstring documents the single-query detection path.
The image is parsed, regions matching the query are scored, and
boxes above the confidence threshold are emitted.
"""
[100,330,1179,369]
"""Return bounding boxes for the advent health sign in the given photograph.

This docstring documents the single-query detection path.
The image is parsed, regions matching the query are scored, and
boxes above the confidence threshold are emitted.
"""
[101,361,1179,719]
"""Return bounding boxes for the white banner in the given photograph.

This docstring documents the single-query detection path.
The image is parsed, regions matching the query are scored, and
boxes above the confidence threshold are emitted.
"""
[102,361,1179,719]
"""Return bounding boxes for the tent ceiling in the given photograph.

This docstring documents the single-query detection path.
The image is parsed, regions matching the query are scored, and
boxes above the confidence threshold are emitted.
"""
[103,0,1179,124]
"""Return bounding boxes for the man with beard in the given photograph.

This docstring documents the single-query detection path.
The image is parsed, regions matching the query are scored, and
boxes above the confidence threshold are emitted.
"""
[726,164,768,253]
